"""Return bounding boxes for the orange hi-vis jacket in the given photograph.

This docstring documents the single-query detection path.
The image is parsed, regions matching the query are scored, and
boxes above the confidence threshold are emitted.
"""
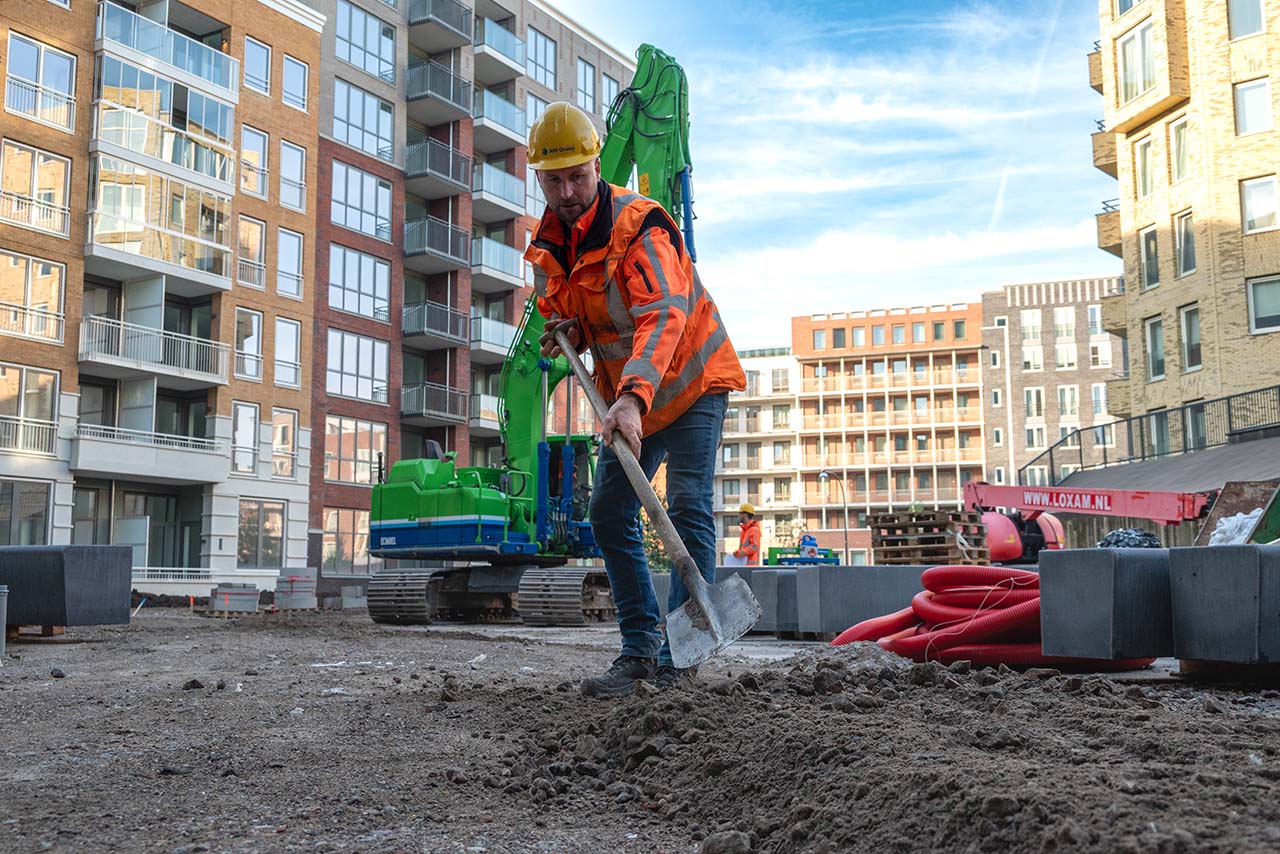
[734,519,761,566]
[526,181,745,436]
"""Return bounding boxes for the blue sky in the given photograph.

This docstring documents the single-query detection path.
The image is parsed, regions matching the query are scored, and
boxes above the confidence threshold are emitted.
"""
[553,0,1121,348]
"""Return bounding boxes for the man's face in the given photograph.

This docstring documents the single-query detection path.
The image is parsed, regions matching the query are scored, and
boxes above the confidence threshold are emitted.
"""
[739,513,750,525]
[536,158,601,226]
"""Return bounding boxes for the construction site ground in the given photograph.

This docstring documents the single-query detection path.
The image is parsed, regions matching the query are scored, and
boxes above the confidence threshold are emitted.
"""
[5,612,1280,853]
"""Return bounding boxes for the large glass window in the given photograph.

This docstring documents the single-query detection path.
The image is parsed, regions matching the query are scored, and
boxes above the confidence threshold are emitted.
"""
[1180,304,1201,371]
[324,415,387,484]
[1169,117,1189,183]
[1092,383,1107,415]
[602,74,619,113]
[244,37,271,94]
[1229,0,1265,39]
[323,507,381,575]
[1024,387,1045,419]
[237,216,265,288]
[282,56,308,111]
[1248,276,1280,333]
[329,244,390,321]
[1119,22,1155,103]
[232,401,258,473]
[1175,211,1195,276]
[0,478,50,544]
[279,141,305,211]
[1057,386,1080,418]
[238,499,284,568]
[234,308,263,380]
[1145,316,1165,380]
[333,79,393,161]
[274,317,301,388]
[241,126,268,197]
[0,249,65,343]
[0,140,69,236]
[336,1,395,82]
[576,58,596,114]
[1242,176,1278,233]
[326,329,389,403]
[277,227,303,298]
[527,27,557,88]
[331,161,391,239]
[5,33,76,130]
[1135,137,1153,197]
[1140,225,1159,288]
[1234,78,1271,135]
[272,408,297,478]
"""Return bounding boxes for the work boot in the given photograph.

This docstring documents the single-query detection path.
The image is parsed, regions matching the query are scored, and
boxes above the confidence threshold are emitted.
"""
[580,655,656,698]
[653,665,697,691]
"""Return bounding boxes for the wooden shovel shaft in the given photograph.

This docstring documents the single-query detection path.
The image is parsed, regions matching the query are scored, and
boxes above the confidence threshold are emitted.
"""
[553,331,706,595]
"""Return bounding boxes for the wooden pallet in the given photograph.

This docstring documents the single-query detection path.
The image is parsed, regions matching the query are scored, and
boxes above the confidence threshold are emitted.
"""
[5,625,65,639]
[203,607,321,620]
[868,510,983,526]
[871,528,985,547]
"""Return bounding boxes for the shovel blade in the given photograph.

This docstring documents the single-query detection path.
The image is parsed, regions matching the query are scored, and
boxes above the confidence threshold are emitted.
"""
[665,575,763,669]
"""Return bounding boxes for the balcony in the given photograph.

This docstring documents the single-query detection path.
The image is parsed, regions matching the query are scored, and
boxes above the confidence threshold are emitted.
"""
[0,416,58,456]
[472,162,525,222]
[407,0,473,54]
[0,189,70,237]
[473,18,525,85]
[71,424,229,483]
[407,62,472,127]
[0,303,65,345]
[405,139,470,199]
[469,392,502,436]
[470,315,517,364]
[1088,46,1103,94]
[1105,10,1190,134]
[4,75,76,132]
[79,316,229,390]
[403,300,468,350]
[472,89,524,154]
[402,382,467,427]
[1096,199,1121,257]
[1106,375,1133,419]
[1092,128,1117,178]
[85,212,232,297]
[471,236,523,293]
[92,101,234,192]
[404,216,469,274]
[1100,291,1128,337]
[96,1,239,101]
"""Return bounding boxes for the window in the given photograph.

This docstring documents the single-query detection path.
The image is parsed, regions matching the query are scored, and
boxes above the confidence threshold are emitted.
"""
[993,428,1003,446]
[5,33,76,131]
[237,217,265,288]
[1140,225,1159,288]
[272,409,297,478]
[0,478,51,544]
[911,322,925,343]
[1135,137,1153,197]
[275,317,301,388]
[324,415,387,484]
[282,56,308,111]
[1242,176,1278,233]
[1117,0,1138,13]
[831,328,846,348]
[1175,211,1195,276]
[991,351,1000,368]
[241,126,268,197]
[1054,343,1078,370]
[602,74,619,114]
[279,142,305,211]
[1053,306,1075,338]
[953,320,966,339]
[994,467,1005,485]
[1179,305,1201,371]
[1025,428,1046,449]
[1119,21,1156,103]
[0,249,65,343]
[1025,466,1049,486]
[526,92,548,129]
[1058,386,1080,418]
[331,161,391,239]
[235,308,263,380]
[773,478,790,500]
[1169,117,1189,183]
[277,228,303,298]
[812,329,826,349]
[872,326,885,346]
[0,362,58,452]
[1235,78,1271,135]
[327,329,389,403]
[323,507,381,575]
[1145,316,1165,380]
[1022,346,1043,371]
[0,141,69,236]
[1249,276,1280,333]
[334,80,394,161]
[1024,387,1045,419]
[232,402,259,473]
[1090,341,1112,368]
[852,327,865,347]
[576,58,596,114]
[772,441,790,465]
[329,245,390,322]
[771,404,790,430]
[1092,383,1107,415]
[1088,305,1103,336]
[932,321,945,341]
[244,37,271,94]
[771,369,789,393]
[238,499,284,568]
[890,324,904,345]
[722,479,740,503]
[1229,0,1265,39]
[527,27,557,88]
[992,388,1002,406]
[336,0,395,81]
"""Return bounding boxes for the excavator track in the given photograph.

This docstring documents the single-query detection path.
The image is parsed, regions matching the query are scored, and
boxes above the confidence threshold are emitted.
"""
[366,568,517,624]
[366,570,446,625]
[517,567,615,627]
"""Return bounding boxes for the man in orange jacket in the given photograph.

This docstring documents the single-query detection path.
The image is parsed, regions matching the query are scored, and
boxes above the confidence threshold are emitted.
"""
[733,504,761,566]
[528,102,745,697]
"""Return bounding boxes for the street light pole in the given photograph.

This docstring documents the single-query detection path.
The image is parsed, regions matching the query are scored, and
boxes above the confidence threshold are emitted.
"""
[820,470,851,565]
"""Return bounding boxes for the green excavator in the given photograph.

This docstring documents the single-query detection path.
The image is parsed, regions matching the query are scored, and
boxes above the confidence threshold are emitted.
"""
[366,45,697,626]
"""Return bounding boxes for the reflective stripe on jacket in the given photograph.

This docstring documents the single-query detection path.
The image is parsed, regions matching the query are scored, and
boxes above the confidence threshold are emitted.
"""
[735,519,761,566]
[526,180,745,436]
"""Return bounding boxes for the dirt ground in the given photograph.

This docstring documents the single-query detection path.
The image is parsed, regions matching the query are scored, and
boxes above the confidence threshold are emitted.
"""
[4,611,1280,854]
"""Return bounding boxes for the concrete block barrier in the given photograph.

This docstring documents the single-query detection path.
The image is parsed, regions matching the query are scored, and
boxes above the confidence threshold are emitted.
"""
[1040,548,1172,659]
[0,545,131,627]
[750,569,798,634]
[795,565,930,634]
[1170,545,1280,663]
[653,567,755,621]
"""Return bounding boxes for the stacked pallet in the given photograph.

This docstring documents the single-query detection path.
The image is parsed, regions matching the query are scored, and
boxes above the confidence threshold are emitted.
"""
[869,510,989,566]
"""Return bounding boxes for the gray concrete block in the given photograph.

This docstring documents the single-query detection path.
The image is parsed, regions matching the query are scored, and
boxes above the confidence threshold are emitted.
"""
[211,584,258,613]
[0,545,131,627]
[652,567,751,621]
[1039,548,1172,659]
[750,569,798,634]
[1170,545,1280,663]
[795,565,929,634]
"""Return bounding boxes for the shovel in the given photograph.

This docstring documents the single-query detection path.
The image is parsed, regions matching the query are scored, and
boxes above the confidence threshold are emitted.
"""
[555,331,763,668]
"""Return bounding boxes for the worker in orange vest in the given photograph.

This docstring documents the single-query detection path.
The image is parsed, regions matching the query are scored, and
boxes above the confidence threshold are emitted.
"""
[734,504,761,566]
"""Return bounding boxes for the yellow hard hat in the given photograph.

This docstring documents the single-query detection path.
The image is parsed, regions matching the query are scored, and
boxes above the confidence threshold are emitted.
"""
[528,102,601,171]
[739,503,755,516]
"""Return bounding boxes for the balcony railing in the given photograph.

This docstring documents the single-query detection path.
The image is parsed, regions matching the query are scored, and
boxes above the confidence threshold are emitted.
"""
[0,303,65,344]
[277,270,303,299]
[1054,324,1076,339]
[402,382,467,421]
[89,212,233,280]
[1022,326,1041,341]
[471,236,522,277]
[80,315,229,381]
[95,101,233,185]
[471,315,517,351]
[405,138,470,186]
[275,358,301,388]
[235,351,263,381]
[272,451,296,479]
[405,216,469,263]
[77,422,221,453]
[5,75,75,131]
[240,161,268,197]
[473,162,525,206]
[408,0,471,38]
[407,61,472,112]
[473,88,524,134]
[0,190,70,236]
[0,415,58,455]
[471,392,501,423]
[475,17,526,65]
[280,176,305,211]
[404,300,468,341]
[237,257,264,288]
[97,1,239,95]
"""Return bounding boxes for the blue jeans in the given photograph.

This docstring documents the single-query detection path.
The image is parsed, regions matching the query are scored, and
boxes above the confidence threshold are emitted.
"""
[588,393,727,668]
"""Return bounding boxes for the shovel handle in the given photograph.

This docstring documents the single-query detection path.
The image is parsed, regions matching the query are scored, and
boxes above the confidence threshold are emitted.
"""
[554,331,706,594]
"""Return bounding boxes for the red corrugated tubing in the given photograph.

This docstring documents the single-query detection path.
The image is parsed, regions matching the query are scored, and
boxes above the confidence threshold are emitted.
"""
[883,598,1042,659]
[921,566,1039,593]
[932,588,1040,608]
[831,606,917,647]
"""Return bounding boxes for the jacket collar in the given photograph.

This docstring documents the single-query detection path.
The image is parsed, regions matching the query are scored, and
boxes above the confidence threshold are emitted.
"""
[530,179,615,275]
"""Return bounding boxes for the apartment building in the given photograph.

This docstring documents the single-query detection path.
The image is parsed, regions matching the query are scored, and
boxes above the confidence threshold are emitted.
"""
[981,277,1126,486]
[1089,0,1280,429]
[0,0,322,593]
